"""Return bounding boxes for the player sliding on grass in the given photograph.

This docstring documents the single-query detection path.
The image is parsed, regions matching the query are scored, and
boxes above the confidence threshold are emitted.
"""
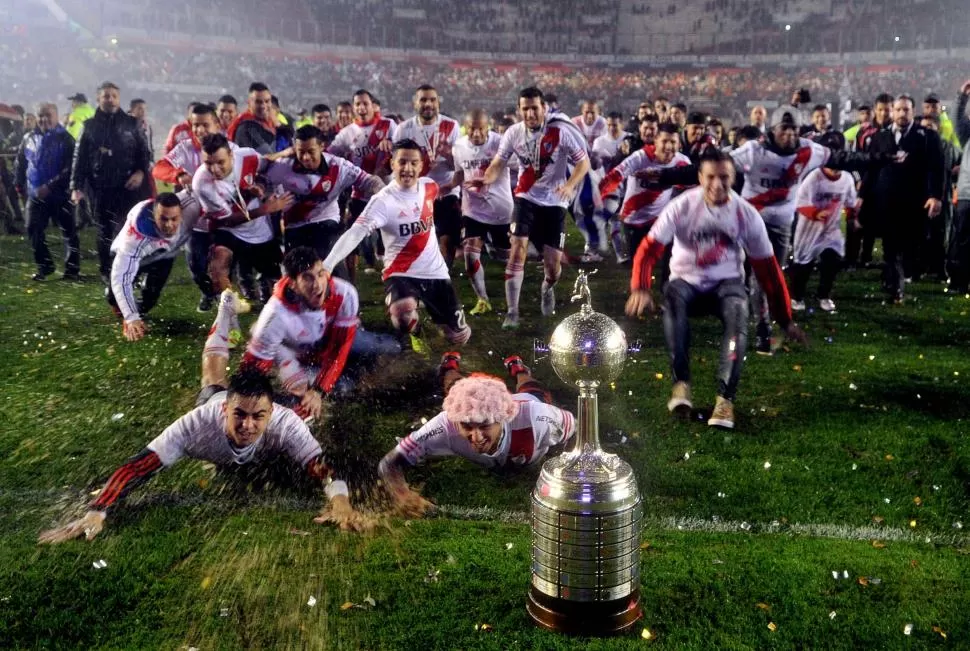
[205,246,400,421]
[378,353,576,517]
[38,370,372,544]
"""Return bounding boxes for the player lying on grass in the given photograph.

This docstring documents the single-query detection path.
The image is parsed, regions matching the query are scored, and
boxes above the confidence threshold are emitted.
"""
[378,353,576,517]
[38,370,373,544]
[204,246,401,421]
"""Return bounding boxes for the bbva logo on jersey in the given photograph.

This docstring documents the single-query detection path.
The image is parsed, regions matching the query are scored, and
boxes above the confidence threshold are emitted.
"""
[399,220,432,236]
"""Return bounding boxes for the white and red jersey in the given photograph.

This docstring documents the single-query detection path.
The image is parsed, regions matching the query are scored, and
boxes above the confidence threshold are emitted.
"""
[154,140,238,233]
[163,121,193,155]
[354,178,449,281]
[496,117,588,208]
[392,114,460,198]
[328,117,396,199]
[109,197,198,321]
[606,147,692,226]
[592,131,628,169]
[730,138,831,226]
[647,187,775,291]
[393,393,575,469]
[793,168,859,263]
[572,115,608,149]
[147,395,320,467]
[243,276,360,394]
[191,146,273,244]
[264,154,370,227]
[452,132,513,225]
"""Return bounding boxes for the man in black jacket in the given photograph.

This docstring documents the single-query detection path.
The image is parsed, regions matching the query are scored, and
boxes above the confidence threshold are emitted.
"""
[862,95,944,302]
[70,81,152,282]
[15,103,78,281]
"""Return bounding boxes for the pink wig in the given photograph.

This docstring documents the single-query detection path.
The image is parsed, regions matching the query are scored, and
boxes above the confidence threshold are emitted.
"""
[443,373,517,425]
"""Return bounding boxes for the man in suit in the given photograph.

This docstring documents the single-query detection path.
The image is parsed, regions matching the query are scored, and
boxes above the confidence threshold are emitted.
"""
[862,95,944,303]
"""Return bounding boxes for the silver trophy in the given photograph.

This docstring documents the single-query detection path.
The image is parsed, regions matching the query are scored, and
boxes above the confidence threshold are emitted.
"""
[527,271,643,635]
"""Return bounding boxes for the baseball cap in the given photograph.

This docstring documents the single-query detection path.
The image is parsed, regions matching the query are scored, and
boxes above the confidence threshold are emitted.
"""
[924,93,940,104]
[68,93,87,103]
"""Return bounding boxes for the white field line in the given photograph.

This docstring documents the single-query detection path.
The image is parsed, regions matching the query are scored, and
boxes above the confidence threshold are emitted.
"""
[12,489,967,547]
[436,504,970,547]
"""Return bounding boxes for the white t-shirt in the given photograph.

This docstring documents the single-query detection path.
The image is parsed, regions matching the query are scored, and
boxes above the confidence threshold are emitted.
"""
[264,154,370,227]
[452,132,513,225]
[648,187,775,291]
[496,118,588,208]
[793,168,859,263]
[147,395,321,468]
[730,138,831,226]
[328,117,397,199]
[613,147,692,226]
[191,146,273,244]
[392,115,460,198]
[592,131,628,167]
[355,178,450,281]
[394,394,575,469]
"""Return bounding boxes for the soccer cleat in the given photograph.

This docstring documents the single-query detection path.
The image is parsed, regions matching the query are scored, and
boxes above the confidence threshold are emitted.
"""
[541,287,556,316]
[708,396,735,429]
[580,249,604,263]
[791,299,806,311]
[469,298,492,316]
[409,333,430,357]
[197,294,215,313]
[503,355,530,378]
[667,381,692,415]
[755,336,772,356]
[502,312,520,330]
[819,298,836,313]
[31,271,51,282]
[439,351,462,374]
[616,254,631,265]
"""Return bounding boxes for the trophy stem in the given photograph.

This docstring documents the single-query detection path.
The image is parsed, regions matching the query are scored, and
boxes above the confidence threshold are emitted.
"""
[575,382,600,451]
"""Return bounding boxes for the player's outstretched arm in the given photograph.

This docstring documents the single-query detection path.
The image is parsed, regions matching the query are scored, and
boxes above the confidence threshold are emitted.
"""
[305,458,376,532]
[38,449,163,544]
[377,449,436,518]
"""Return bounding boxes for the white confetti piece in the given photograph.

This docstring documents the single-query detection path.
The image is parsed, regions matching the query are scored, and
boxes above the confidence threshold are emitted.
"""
[829,611,837,620]
[363,594,376,607]
[717,492,726,498]
[904,623,913,635]
[505,542,514,550]
[306,596,317,607]
[111,413,124,421]
[220,607,230,617]
[92,559,108,569]
[763,461,772,470]
[852,463,858,470]
[849,383,858,390]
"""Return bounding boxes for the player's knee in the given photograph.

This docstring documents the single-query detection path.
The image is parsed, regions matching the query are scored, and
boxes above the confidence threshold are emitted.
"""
[389,297,420,332]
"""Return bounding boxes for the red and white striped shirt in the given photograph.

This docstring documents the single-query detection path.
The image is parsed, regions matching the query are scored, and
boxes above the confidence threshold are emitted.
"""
[163,121,193,155]
[355,178,449,281]
[264,154,370,227]
[394,393,575,469]
[603,147,691,226]
[191,147,273,244]
[496,117,588,208]
[328,117,396,199]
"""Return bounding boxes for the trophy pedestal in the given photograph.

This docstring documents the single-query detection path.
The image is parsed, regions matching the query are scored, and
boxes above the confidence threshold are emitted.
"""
[527,586,642,635]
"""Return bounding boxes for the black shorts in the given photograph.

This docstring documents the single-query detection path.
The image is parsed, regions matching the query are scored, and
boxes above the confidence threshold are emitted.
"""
[211,230,281,277]
[510,198,566,251]
[434,194,462,243]
[461,216,511,250]
[284,220,349,280]
[385,276,466,332]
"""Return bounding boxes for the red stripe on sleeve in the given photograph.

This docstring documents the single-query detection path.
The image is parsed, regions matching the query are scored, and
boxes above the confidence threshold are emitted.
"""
[750,256,792,327]
[630,236,666,292]
[90,449,163,510]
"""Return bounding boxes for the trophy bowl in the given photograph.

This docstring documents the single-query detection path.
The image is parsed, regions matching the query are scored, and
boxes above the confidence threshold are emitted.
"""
[548,308,628,388]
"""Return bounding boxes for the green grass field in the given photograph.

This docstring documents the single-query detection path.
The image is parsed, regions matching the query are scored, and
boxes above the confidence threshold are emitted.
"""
[1,227,969,650]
